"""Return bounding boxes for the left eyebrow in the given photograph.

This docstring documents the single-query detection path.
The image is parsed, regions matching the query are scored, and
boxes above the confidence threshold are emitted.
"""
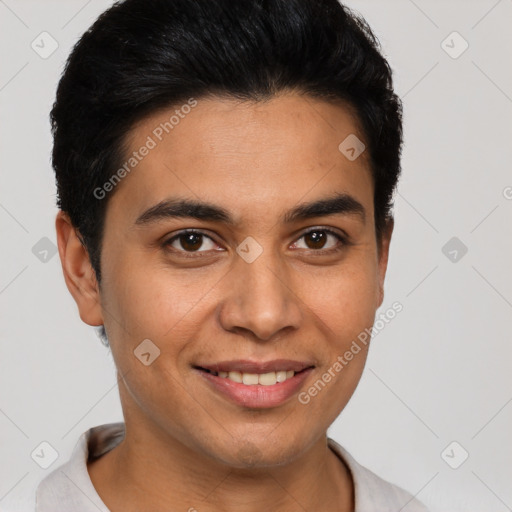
[283,192,366,224]
[133,192,366,227]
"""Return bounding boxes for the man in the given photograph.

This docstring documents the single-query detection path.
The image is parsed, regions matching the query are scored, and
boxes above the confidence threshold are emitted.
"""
[32,0,428,510]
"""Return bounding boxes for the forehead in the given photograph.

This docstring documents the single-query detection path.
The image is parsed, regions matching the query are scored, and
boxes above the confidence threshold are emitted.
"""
[107,93,373,226]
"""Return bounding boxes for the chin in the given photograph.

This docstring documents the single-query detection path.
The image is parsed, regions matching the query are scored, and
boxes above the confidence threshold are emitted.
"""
[205,433,309,469]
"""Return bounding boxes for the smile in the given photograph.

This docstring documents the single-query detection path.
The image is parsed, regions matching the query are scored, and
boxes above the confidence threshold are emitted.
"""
[202,369,296,386]
[194,360,315,408]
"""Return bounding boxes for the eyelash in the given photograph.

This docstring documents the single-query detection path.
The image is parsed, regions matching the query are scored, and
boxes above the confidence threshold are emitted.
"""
[162,227,349,258]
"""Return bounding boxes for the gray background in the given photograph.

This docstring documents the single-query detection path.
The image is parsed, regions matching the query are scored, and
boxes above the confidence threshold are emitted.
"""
[1,1,511,510]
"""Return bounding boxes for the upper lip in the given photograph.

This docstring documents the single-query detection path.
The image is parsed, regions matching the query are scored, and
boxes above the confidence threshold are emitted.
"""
[196,359,314,373]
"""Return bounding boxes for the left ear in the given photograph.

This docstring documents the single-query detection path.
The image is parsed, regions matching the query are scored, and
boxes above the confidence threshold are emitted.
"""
[376,218,394,309]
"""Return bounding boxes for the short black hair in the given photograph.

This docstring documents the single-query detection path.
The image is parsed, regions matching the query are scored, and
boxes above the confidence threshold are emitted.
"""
[51,0,403,283]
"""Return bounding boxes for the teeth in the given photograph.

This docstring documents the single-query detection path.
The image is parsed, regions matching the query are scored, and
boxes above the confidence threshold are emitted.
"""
[216,370,296,385]
[228,371,243,383]
[276,371,287,383]
[242,373,259,385]
[258,372,277,385]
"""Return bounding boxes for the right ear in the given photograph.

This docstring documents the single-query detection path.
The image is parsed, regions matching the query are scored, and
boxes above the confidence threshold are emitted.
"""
[55,211,104,326]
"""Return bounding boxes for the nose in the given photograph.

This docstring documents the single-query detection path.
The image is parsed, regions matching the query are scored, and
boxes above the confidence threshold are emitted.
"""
[218,250,303,342]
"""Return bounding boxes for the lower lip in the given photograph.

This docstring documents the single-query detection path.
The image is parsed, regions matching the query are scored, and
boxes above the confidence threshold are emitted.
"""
[197,368,314,408]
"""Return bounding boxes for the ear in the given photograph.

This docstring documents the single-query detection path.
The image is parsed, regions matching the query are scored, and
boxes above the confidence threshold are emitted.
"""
[55,211,104,326]
[376,218,394,309]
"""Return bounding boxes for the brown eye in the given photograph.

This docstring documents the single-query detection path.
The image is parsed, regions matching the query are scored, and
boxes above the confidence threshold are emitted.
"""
[303,230,328,249]
[165,231,218,253]
[292,228,346,252]
[178,232,203,251]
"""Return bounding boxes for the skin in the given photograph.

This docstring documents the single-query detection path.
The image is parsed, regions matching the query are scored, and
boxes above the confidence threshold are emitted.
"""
[56,91,393,512]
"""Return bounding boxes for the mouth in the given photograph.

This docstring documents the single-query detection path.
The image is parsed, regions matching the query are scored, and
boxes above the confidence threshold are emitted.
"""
[193,359,315,408]
[197,368,306,385]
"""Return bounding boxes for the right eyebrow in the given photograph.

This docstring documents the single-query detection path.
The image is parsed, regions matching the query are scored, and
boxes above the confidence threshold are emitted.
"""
[134,198,233,226]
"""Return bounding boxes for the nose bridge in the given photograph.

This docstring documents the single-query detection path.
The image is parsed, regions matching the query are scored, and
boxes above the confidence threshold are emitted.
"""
[219,242,302,341]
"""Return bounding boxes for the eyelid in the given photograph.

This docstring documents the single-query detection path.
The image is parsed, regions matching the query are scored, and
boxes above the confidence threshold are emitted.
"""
[163,225,349,256]
[290,226,349,252]
[164,229,221,251]
[298,225,349,241]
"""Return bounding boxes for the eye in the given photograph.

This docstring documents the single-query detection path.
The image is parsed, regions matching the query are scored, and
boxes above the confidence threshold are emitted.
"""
[164,230,220,254]
[291,228,347,252]
[163,227,348,257]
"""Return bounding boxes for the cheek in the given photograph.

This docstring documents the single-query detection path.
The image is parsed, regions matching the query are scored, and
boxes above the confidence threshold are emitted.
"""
[102,251,214,339]
[304,258,379,345]
[296,265,377,423]
[99,255,223,399]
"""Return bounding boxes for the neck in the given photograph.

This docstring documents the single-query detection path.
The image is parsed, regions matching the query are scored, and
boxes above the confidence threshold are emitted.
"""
[88,427,353,512]
[87,392,354,512]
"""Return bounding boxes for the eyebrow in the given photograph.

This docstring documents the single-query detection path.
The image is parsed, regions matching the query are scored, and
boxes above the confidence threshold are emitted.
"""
[134,192,366,227]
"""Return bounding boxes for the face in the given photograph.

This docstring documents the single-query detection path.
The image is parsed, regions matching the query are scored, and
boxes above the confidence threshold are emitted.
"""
[61,92,392,468]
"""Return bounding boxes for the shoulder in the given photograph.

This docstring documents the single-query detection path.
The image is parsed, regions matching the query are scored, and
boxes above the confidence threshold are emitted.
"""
[2,423,125,512]
[35,423,125,511]
[328,438,430,512]
[0,473,39,512]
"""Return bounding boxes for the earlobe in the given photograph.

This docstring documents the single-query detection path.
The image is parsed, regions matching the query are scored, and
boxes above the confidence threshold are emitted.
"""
[55,211,104,326]
[376,218,394,309]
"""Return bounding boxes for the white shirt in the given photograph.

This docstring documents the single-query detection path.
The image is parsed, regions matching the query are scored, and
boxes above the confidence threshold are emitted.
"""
[6,423,429,511]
